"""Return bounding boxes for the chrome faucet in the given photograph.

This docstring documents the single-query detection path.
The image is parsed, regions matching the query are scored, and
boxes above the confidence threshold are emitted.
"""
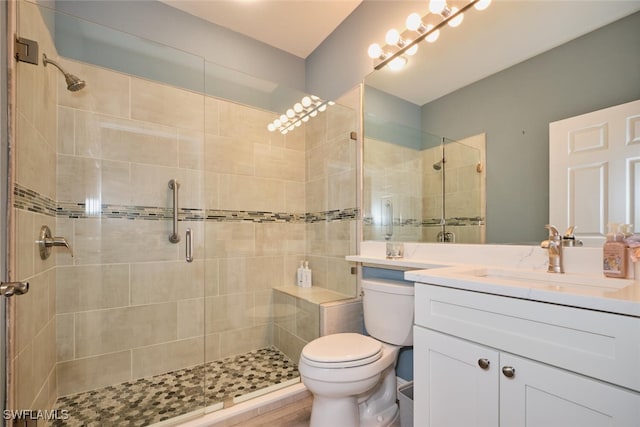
[541,224,563,273]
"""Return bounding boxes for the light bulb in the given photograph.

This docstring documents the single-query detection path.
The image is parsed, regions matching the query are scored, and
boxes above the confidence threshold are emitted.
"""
[273,119,281,128]
[406,13,422,31]
[406,44,418,56]
[368,43,382,59]
[388,56,407,71]
[302,115,310,122]
[425,25,440,43]
[318,104,327,112]
[280,114,288,123]
[287,125,294,131]
[286,109,295,118]
[385,29,400,45]
[267,123,276,132]
[448,8,464,27]
[295,120,302,127]
[293,102,303,113]
[475,0,491,10]
[328,101,335,106]
[310,110,318,117]
[301,96,312,107]
[282,128,288,135]
[429,0,446,14]
[311,95,320,101]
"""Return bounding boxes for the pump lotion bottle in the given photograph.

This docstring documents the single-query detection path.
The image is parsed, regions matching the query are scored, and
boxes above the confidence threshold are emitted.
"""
[603,223,627,278]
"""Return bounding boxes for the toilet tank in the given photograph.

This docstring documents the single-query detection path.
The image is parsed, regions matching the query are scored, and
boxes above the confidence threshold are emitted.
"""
[362,279,414,346]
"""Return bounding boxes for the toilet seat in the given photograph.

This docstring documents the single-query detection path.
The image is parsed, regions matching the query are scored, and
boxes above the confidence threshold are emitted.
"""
[301,333,382,368]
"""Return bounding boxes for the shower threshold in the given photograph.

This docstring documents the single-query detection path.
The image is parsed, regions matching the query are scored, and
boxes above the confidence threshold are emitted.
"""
[52,347,299,427]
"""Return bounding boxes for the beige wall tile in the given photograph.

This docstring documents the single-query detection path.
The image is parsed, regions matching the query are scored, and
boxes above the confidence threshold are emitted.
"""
[218,100,274,143]
[15,209,34,281]
[205,134,254,175]
[178,298,205,339]
[131,260,204,305]
[204,222,255,259]
[274,326,305,364]
[179,129,205,170]
[205,293,253,334]
[296,299,319,343]
[74,302,177,358]
[219,175,286,212]
[33,320,56,394]
[57,351,131,396]
[75,110,179,167]
[56,314,74,362]
[56,264,130,313]
[320,299,363,336]
[73,219,178,264]
[58,59,130,118]
[305,178,326,213]
[284,182,305,213]
[204,96,219,135]
[254,290,274,326]
[16,344,35,409]
[219,325,272,358]
[16,113,56,199]
[273,291,297,334]
[205,333,221,363]
[253,144,304,182]
[204,171,220,210]
[57,106,75,155]
[205,259,220,297]
[131,78,204,131]
[131,337,205,379]
[130,163,204,209]
[219,256,284,295]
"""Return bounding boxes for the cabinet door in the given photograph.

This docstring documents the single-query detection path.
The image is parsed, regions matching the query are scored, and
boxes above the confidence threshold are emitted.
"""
[414,327,499,427]
[500,353,640,427]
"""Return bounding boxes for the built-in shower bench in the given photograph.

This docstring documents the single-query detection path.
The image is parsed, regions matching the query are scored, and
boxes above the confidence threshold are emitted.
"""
[272,286,364,361]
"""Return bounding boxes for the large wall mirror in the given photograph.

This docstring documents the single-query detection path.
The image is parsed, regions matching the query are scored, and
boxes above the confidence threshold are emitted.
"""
[363,1,640,245]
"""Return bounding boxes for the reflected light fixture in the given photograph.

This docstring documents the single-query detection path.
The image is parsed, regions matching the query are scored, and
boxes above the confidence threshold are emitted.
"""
[368,0,491,71]
[267,95,335,134]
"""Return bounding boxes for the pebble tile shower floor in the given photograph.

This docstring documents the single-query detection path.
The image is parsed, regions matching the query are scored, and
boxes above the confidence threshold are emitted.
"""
[52,347,299,427]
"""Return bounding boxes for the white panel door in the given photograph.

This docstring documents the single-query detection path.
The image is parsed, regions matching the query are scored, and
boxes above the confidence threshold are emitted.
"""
[414,327,499,427]
[549,99,640,246]
[500,353,640,427]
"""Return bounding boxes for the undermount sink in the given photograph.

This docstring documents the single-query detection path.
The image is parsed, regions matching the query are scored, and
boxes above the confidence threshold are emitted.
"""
[453,267,635,293]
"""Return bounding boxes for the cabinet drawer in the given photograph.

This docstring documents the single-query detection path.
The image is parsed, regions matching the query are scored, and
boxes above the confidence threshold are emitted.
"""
[415,284,640,392]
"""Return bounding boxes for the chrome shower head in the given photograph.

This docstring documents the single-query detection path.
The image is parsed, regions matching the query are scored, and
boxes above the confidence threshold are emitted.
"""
[433,159,443,170]
[43,54,86,92]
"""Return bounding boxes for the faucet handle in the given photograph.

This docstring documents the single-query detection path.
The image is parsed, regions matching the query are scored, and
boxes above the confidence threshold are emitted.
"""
[564,225,576,237]
[545,224,560,237]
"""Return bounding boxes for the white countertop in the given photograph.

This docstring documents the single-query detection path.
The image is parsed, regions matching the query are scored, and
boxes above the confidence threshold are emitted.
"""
[347,241,640,317]
[405,266,640,317]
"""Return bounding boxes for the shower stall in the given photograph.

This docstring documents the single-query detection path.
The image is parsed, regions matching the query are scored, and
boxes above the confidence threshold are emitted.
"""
[6,1,359,425]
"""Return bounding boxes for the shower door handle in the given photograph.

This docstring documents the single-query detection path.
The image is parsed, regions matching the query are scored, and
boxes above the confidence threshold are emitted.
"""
[168,179,180,243]
[185,228,193,263]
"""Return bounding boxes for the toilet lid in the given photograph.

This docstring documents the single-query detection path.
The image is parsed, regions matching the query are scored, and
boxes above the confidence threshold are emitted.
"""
[302,333,382,368]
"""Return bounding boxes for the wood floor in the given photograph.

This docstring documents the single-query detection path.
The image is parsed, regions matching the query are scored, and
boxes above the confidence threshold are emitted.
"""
[223,394,312,427]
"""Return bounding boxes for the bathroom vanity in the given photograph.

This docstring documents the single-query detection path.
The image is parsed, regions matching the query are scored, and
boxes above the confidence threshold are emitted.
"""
[347,242,640,426]
[406,266,640,427]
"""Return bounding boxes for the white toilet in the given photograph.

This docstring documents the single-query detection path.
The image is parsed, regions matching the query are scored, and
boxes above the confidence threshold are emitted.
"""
[299,278,414,427]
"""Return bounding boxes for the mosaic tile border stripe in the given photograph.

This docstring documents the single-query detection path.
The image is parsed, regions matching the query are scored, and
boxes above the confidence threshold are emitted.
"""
[363,215,485,227]
[14,184,359,223]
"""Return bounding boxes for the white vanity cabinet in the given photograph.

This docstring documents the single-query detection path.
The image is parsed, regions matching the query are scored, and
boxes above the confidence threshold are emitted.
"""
[414,284,640,427]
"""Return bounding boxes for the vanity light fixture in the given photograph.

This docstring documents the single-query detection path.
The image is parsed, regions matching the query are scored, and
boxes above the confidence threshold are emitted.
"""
[368,0,491,71]
[267,95,335,134]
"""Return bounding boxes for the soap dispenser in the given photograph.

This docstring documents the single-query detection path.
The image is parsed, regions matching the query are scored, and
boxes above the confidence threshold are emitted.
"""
[603,223,627,278]
[297,261,304,287]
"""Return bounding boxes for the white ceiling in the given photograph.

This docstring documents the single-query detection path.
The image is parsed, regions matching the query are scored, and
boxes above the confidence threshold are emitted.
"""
[159,1,640,105]
[159,0,362,58]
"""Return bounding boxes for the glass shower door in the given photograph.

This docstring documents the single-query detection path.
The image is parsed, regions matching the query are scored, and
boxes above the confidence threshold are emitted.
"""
[9,2,208,425]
